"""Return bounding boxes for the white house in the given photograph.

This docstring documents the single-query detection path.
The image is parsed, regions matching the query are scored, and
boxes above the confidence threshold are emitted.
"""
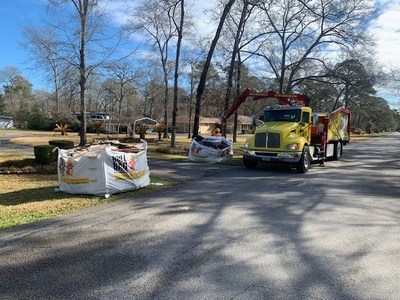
[0,115,14,129]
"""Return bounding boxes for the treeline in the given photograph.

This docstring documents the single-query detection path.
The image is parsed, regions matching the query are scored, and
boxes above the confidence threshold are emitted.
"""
[0,0,399,144]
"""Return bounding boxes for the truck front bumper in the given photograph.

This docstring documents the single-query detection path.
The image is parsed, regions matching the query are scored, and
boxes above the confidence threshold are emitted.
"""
[243,149,302,163]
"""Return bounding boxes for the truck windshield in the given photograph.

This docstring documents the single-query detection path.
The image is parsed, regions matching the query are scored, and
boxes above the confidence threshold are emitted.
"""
[263,109,301,122]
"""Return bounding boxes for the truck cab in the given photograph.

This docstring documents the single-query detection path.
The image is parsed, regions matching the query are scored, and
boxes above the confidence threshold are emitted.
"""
[243,106,313,172]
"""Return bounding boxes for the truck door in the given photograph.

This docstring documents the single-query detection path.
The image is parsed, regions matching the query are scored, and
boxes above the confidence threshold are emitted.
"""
[300,111,311,144]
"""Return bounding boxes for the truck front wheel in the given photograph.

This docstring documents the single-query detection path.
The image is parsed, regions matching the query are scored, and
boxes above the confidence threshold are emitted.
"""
[296,146,310,173]
[243,157,258,169]
[333,142,342,160]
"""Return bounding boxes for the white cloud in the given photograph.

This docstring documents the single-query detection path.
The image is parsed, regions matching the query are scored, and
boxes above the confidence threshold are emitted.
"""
[369,0,400,68]
[102,0,216,38]
[190,0,215,38]
[100,0,134,26]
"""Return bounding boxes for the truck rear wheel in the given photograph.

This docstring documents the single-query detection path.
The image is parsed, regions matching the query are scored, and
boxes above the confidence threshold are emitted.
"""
[243,157,258,169]
[297,146,310,173]
[333,142,342,160]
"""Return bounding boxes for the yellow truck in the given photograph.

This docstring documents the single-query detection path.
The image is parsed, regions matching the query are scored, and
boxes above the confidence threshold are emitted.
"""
[223,89,351,173]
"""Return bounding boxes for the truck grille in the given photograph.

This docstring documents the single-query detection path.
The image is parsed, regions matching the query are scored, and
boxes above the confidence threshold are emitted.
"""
[255,132,280,148]
[268,133,280,148]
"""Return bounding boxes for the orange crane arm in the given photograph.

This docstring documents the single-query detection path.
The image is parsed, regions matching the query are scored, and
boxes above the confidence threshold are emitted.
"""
[222,89,311,120]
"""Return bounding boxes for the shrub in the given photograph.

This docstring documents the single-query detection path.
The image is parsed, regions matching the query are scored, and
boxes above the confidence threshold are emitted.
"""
[93,121,103,135]
[34,145,56,165]
[154,123,167,140]
[53,123,72,136]
[48,140,75,149]
[54,115,80,132]
[48,140,74,160]
[135,123,149,139]
[156,146,188,155]
[13,107,30,129]
[27,109,53,131]
[351,127,365,135]
[156,147,176,154]
[13,105,53,130]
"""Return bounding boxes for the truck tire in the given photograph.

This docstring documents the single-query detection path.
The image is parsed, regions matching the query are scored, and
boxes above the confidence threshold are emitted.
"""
[333,142,342,160]
[243,157,258,169]
[297,146,310,173]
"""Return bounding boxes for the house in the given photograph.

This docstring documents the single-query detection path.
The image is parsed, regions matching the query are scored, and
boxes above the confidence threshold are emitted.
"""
[171,115,220,134]
[226,115,255,134]
[0,115,14,129]
[199,117,221,134]
[172,115,254,135]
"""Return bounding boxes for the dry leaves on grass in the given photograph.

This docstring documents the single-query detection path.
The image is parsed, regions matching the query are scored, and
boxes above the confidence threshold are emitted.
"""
[0,174,58,193]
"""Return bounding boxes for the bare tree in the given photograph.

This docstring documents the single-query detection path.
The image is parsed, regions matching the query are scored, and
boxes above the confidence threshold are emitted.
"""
[0,67,20,91]
[244,0,375,93]
[181,48,207,138]
[192,0,236,138]
[135,59,166,120]
[101,62,138,133]
[221,0,254,138]
[106,63,135,112]
[22,27,64,113]
[128,0,180,138]
[23,0,122,145]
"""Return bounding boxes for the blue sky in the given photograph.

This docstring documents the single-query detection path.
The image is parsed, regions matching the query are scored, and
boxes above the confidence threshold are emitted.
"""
[0,0,46,88]
[1,0,399,107]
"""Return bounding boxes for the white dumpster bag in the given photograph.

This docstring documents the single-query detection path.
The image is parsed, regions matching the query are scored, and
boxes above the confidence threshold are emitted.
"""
[57,143,150,197]
[188,136,233,163]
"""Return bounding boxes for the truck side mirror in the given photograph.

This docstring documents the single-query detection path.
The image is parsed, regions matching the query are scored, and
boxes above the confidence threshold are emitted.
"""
[313,114,319,126]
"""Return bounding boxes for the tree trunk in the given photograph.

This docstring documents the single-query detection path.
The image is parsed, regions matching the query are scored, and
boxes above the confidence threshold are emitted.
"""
[75,0,89,146]
[222,0,248,138]
[171,0,184,148]
[233,111,238,142]
[187,106,192,139]
[233,53,242,143]
[163,70,169,139]
[192,0,236,138]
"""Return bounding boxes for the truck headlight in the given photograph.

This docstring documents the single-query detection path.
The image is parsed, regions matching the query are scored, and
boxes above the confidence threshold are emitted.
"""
[284,143,300,150]
[243,142,250,150]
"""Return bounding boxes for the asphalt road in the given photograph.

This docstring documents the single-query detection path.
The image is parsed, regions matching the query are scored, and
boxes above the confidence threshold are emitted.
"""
[0,133,399,299]
[0,135,34,155]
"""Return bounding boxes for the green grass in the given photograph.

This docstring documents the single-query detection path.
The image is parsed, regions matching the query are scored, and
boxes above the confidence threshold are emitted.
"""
[0,172,175,230]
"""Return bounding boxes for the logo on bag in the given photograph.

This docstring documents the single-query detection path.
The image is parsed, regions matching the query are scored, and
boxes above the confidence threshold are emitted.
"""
[59,158,75,176]
[66,161,75,176]
[112,154,146,180]
[191,144,209,158]
[113,155,128,173]
[128,156,137,170]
